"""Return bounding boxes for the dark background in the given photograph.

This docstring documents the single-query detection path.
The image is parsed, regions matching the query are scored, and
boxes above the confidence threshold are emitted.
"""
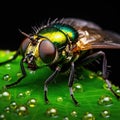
[0,1,120,87]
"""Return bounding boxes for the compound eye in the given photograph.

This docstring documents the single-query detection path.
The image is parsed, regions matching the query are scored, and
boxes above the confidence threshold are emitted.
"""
[39,40,56,63]
[21,38,31,54]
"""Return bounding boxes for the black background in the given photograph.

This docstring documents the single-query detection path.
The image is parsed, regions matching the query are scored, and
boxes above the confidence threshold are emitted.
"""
[0,1,120,86]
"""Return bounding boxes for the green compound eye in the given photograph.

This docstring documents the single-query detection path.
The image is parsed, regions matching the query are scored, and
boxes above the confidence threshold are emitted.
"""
[39,40,56,63]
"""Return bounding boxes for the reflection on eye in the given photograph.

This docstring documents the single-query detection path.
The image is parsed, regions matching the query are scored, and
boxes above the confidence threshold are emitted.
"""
[39,40,56,63]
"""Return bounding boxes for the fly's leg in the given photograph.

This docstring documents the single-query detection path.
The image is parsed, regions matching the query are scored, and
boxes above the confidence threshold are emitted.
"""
[0,49,26,88]
[5,58,26,88]
[68,62,79,105]
[81,51,120,99]
[0,50,20,65]
[44,66,61,103]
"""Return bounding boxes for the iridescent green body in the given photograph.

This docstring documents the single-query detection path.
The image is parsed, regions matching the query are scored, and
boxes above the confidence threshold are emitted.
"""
[52,24,78,41]
[38,23,78,48]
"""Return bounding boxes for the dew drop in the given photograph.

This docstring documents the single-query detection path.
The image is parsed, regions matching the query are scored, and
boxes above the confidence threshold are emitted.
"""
[4,106,11,113]
[63,116,69,120]
[10,101,17,110]
[25,90,31,96]
[29,70,36,74]
[46,108,58,118]
[115,88,120,96]
[97,71,102,76]
[57,97,63,102]
[16,105,28,116]
[71,110,77,117]
[17,72,22,78]
[17,92,24,98]
[2,91,11,100]
[27,98,37,107]
[3,74,12,81]
[103,83,110,90]
[72,83,83,93]
[101,110,110,118]
[89,72,95,79]
[0,114,5,120]
[82,112,95,120]
[5,64,11,70]
[98,95,113,106]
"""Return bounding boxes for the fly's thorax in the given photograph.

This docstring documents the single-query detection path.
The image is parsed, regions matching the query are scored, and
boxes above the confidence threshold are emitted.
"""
[52,23,78,42]
[38,27,67,47]
[37,23,79,47]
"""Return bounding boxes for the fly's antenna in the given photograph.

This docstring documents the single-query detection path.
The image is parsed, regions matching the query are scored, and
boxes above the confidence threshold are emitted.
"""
[18,29,38,45]
[18,29,31,38]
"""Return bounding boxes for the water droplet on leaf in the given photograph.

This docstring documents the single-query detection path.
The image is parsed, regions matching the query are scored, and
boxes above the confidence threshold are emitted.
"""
[2,91,11,100]
[16,105,28,116]
[0,114,5,120]
[82,112,95,120]
[4,106,11,113]
[17,72,22,78]
[17,92,24,98]
[72,83,83,93]
[46,108,58,118]
[89,73,95,79]
[98,95,113,106]
[3,74,12,81]
[115,88,120,96]
[71,110,77,117]
[10,101,17,110]
[5,64,11,70]
[101,110,110,118]
[63,116,69,120]
[103,83,110,90]
[29,70,36,74]
[25,90,31,96]
[27,98,37,107]
[97,71,102,76]
[57,97,63,102]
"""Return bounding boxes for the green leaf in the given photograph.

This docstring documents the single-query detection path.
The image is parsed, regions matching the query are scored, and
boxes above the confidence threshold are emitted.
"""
[0,50,120,120]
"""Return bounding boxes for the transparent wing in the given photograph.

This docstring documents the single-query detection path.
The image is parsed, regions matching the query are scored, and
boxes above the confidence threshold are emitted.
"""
[63,18,120,49]
[90,30,120,49]
[63,18,102,30]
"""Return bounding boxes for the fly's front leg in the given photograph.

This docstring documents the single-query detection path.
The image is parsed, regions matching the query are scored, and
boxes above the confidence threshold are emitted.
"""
[44,66,61,103]
[68,62,79,105]
[0,49,26,89]
[81,51,120,99]
[5,58,26,88]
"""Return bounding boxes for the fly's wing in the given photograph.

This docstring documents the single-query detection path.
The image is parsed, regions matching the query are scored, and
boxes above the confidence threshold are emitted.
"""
[63,18,120,49]
[62,18,102,30]
[90,30,120,49]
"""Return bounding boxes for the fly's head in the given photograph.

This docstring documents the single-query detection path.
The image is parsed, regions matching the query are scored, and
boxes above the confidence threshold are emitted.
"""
[19,31,59,70]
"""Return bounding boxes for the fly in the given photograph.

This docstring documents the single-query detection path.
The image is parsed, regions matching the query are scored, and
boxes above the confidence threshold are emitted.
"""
[0,18,120,105]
